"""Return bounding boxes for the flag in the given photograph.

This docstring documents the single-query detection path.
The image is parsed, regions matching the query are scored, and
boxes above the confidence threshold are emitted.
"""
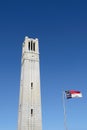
[65,90,82,99]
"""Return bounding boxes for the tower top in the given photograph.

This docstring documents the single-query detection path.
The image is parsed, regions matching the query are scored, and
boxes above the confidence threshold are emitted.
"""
[25,36,38,41]
[22,36,39,54]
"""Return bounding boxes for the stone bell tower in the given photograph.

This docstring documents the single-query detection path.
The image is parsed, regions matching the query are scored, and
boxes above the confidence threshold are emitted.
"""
[18,36,42,130]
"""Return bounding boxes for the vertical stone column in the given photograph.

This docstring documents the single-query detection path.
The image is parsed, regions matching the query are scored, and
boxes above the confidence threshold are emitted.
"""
[18,36,42,130]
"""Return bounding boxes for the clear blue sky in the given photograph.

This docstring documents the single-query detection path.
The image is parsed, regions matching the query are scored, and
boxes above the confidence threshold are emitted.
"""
[0,0,87,130]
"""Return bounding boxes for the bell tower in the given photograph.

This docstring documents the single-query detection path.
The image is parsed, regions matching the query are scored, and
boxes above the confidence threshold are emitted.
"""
[18,36,42,130]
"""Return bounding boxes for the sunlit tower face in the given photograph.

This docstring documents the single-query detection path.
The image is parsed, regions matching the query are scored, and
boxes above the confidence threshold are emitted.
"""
[18,36,42,130]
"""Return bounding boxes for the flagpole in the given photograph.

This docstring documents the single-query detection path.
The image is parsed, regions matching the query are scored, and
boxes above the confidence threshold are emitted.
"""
[62,91,68,130]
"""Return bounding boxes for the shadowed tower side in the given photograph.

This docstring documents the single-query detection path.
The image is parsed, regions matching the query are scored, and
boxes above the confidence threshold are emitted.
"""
[18,36,42,130]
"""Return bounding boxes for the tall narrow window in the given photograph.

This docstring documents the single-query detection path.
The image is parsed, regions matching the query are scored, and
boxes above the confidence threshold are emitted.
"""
[31,82,33,89]
[31,41,33,50]
[33,42,35,51]
[31,109,33,116]
[28,42,30,50]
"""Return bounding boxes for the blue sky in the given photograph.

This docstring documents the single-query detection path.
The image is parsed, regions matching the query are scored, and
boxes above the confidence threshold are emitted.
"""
[0,0,87,130]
